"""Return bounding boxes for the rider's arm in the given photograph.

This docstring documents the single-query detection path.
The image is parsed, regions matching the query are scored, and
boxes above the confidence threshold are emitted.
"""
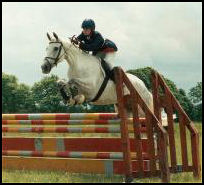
[77,33,84,41]
[79,34,104,51]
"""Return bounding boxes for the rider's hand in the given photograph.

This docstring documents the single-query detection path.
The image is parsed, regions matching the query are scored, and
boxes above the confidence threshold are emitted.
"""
[79,42,84,49]
[72,38,79,45]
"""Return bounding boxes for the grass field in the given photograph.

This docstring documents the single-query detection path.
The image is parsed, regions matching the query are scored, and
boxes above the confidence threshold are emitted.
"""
[2,123,202,183]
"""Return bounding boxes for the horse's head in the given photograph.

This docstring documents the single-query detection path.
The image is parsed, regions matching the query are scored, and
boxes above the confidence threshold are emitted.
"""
[41,32,66,74]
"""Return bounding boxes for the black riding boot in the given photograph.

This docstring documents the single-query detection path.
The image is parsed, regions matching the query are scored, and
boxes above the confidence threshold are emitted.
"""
[101,59,115,82]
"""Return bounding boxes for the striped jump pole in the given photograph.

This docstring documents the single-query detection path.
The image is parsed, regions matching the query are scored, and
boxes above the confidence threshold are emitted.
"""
[2,118,146,126]
[3,150,154,160]
[2,126,147,133]
[2,113,120,120]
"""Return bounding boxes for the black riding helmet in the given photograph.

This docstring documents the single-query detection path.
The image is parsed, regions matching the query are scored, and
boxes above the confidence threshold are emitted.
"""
[81,19,95,30]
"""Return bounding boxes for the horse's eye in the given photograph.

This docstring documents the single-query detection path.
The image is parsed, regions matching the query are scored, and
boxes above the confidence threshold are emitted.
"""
[54,47,58,51]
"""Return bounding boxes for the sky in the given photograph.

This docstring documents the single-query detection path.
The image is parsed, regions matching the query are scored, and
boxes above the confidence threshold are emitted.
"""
[2,2,202,92]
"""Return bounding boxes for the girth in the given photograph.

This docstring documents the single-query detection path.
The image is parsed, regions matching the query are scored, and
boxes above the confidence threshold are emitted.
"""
[90,59,115,102]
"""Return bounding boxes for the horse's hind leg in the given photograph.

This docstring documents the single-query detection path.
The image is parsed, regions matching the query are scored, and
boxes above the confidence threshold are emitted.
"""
[114,95,133,118]
[114,95,145,117]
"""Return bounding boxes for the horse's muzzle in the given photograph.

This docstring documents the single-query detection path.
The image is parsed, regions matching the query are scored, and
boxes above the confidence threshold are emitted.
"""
[41,59,51,74]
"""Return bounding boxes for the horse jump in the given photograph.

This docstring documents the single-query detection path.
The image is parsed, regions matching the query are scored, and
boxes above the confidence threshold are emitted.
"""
[2,67,201,183]
[2,113,152,176]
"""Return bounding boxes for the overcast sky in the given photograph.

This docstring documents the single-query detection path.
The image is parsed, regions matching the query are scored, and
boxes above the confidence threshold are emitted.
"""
[2,2,202,92]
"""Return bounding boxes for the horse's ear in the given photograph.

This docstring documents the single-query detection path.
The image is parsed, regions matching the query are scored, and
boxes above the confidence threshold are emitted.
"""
[53,32,58,40]
[47,33,51,41]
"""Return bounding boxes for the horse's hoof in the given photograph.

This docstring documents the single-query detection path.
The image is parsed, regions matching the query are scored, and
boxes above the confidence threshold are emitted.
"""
[68,99,76,106]
[74,95,85,104]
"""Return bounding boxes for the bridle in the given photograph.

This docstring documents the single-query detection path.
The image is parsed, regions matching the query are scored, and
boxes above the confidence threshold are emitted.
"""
[45,41,65,66]
[44,35,84,68]
[45,37,81,67]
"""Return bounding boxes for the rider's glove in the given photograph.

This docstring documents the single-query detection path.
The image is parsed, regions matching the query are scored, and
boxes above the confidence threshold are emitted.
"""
[72,38,79,45]
[79,42,84,49]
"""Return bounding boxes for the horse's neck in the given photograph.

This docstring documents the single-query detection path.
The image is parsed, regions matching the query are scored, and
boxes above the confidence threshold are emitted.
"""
[63,42,101,79]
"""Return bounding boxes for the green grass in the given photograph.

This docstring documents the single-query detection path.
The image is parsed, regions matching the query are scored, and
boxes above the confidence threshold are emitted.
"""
[2,123,202,183]
[2,169,202,183]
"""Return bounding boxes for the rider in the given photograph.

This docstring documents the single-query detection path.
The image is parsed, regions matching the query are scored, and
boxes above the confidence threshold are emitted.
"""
[74,19,118,81]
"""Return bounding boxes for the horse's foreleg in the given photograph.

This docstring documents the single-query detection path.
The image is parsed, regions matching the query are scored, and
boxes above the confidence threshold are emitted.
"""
[68,79,86,105]
[57,79,86,105]
[73,94,86,105]
[68,81,86,105]
[57,79,71,104]
[57,79,76,105]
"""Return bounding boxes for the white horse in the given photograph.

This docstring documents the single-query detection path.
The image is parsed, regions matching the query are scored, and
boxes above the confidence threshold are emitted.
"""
[41,32,154,117]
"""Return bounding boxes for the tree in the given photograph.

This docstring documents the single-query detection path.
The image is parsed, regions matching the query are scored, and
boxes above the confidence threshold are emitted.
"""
[188,82,202,121]
[126,67,194,120]
[188,82,202,104]
[192,103,202,121]
[31,75,68,113]
[2,73,35,113]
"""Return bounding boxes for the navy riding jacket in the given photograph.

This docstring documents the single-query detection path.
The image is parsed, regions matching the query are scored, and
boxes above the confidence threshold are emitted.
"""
[77,31,117,55]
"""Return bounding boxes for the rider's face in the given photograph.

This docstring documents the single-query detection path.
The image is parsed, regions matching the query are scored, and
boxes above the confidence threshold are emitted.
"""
[83,28,92,36]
